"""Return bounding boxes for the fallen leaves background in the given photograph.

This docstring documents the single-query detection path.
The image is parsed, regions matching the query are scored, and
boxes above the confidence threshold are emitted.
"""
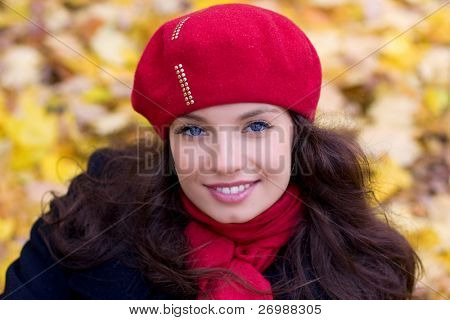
[0,0,448,299]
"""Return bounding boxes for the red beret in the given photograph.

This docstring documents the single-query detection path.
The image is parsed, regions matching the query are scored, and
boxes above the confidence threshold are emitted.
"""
[131,3,322,140]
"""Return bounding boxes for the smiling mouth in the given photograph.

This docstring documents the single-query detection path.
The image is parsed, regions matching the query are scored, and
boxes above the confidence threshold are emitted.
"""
[204,180,260,204]
[204,180,260,194]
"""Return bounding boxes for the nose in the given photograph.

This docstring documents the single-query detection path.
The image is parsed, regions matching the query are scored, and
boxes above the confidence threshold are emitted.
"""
[209,129,244,175]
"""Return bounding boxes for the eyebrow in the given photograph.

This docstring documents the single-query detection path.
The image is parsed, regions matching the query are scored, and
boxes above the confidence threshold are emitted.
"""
[176,107,281,122]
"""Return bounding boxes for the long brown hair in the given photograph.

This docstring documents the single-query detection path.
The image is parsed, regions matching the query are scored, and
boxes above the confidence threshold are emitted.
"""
[40,110,423,299]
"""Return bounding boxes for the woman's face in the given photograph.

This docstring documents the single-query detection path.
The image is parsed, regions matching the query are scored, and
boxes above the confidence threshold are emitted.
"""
[169,103,294,223]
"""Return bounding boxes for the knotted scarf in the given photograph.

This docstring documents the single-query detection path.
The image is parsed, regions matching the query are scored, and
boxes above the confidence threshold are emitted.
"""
[180,182,304,299]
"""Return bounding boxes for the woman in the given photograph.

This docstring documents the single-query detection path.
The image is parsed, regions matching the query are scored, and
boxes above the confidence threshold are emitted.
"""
[0,3,422,300]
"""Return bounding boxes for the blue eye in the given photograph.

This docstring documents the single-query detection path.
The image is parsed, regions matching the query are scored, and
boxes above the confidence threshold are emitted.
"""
[175,121,272,137]
[176,125,205,137]
[244,121,272,133]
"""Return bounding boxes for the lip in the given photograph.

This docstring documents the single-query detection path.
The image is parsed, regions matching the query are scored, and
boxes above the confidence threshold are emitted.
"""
[203,180,259,188]
[204,180,260,204]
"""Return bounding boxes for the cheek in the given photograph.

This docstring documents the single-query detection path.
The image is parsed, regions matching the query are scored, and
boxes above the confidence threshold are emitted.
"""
[171,142,207,178]
[267,142,291,176]
[248,131,292,175]
[170,140,191,177]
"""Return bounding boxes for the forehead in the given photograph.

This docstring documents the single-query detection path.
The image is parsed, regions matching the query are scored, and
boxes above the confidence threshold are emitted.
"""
[172,103,284,125]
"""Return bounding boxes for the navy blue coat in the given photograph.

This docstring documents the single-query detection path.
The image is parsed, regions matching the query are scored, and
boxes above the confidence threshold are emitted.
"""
[0,151,330,300]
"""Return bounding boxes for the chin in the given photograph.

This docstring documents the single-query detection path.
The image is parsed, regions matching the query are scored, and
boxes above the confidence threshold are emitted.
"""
[230,214,254,224]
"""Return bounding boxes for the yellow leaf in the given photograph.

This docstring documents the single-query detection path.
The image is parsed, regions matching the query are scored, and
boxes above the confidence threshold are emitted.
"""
[405,226,441,251]
[0,217,15,242]
[0,0,30,28]
[0,92,8,138]
[369,155,413,202]
[0,240,22,294]
[4,88,58,170]
[420,8,450,44]
[192,0,243,11]
[379,34,426,71]
[82,86,113,105]
[436,249,450,273]
[39,151,82,183]
[423,87,449,117]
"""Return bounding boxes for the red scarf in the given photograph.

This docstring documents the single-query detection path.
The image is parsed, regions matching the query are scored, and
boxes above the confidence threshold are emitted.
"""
[180,182,304,300]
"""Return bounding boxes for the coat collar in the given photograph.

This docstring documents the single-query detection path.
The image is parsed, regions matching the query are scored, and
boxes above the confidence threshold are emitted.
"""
[67,258,179,299]
[65,250,285,300]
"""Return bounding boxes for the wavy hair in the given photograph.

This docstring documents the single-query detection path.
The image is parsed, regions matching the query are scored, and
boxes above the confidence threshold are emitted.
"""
[40,110,423,299]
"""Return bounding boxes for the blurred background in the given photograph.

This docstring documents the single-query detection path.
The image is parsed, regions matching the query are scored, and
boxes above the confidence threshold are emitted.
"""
[0,0,448,298]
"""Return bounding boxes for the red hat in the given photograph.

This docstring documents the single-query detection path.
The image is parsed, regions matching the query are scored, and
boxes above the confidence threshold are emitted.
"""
[131,3,322,141]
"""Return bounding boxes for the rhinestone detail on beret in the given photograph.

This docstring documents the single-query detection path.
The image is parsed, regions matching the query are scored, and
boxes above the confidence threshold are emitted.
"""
[171,17,190,40]
[174,64,194,106]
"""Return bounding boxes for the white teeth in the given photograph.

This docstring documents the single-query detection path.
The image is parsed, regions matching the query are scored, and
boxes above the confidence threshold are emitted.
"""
[215,183,253,194]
